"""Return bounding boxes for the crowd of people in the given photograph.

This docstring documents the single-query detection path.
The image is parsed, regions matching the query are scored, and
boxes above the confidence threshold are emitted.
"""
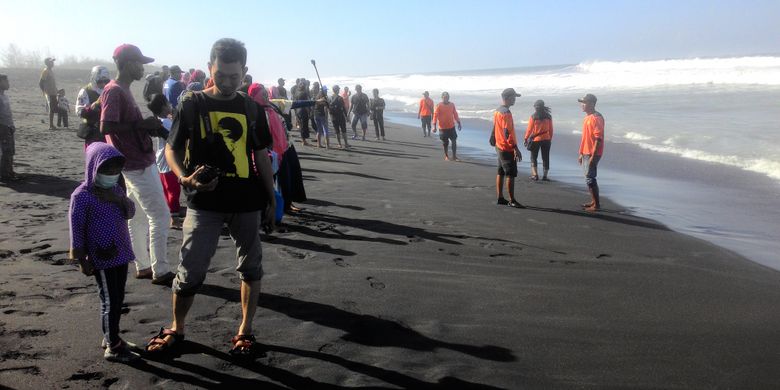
[0,37,605,363]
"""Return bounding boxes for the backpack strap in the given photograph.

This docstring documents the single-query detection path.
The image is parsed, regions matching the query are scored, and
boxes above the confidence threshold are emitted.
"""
[237,91,263,149]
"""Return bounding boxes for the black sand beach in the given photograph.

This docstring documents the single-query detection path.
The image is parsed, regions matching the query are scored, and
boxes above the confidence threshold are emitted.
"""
[1,68,780,389]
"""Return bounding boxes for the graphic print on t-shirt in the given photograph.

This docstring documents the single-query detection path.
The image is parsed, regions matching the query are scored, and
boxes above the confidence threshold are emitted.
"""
[200,111,249,178]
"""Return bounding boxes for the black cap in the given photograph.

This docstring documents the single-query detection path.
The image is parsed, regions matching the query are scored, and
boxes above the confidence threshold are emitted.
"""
[501,88,521,99]
[169,65,182,74]
[278,77,285,83]
[578,93,597,103]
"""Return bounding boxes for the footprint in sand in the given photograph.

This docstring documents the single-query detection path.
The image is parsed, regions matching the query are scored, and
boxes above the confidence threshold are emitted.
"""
[318,343,336,353]
[277,247,309,260]
[596,253,612,259]
[68,371,104,381]
[549,260,578,265]
[13,329,49,338]
[33,250,69,266]
[0,366,41,375]
[366,277,386,290]
[0,249,14,259]
[332,257,351,267]
[341,300,360,313]
[1,350,45,360]
[488,253,512,258]
[406,235,424,243]
[3,309,45,317]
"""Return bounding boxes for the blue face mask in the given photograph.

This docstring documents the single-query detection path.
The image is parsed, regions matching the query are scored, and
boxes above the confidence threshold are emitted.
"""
[94,173,120,189]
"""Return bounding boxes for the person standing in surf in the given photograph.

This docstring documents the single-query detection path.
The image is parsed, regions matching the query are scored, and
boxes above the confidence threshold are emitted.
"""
[577,93,604,212]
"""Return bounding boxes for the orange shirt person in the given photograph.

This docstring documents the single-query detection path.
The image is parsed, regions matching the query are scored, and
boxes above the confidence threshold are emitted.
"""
[417,91,434,137]
[577,93,604,212]
[432,92,462,161]
[524,99,554,181]
[493,88,524,208]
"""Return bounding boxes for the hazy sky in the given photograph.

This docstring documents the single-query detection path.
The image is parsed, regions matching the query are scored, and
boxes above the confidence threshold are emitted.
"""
[1,0,778,82]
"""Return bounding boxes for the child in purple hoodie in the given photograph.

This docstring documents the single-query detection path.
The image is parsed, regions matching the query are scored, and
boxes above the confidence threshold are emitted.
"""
[69,142,140,363]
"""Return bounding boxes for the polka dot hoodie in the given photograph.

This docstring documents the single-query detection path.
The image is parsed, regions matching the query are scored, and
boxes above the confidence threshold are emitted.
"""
[69,142,135,270]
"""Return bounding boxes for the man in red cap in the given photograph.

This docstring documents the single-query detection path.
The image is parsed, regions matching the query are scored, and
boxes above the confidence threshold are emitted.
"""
[100,44,175,285]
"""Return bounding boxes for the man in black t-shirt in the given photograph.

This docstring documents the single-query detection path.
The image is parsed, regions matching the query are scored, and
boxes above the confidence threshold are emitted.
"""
[147,38,275,358]
[329,85,349,148]
[349,84,370,140]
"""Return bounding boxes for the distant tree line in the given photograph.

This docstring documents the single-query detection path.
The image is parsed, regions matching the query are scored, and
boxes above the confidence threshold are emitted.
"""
[1,43,113,69]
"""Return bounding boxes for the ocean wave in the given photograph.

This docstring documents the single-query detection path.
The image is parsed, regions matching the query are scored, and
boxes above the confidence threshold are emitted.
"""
[631,142,780,180]
[323,56,780,97]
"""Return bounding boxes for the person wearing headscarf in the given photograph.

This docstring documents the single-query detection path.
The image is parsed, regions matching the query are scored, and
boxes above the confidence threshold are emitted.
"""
[248,83,306,213]
[75,65,111,145]
[247,83,288,160]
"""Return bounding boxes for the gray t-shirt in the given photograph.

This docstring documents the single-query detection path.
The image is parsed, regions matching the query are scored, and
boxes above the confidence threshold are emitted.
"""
[0,94,14,128]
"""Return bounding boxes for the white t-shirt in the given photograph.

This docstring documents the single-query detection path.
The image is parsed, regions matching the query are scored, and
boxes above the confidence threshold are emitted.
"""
[154,116,173,173]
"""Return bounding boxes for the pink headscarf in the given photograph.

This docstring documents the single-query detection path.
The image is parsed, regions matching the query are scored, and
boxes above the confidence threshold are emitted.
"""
[248,83,288,161]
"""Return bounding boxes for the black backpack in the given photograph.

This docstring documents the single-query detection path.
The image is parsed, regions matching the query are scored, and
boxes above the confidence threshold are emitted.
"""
[328,95,345,116]
[76,87,102,141]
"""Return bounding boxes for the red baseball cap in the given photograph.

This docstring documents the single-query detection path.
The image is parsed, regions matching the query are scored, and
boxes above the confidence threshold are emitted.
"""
[112,44,154,64]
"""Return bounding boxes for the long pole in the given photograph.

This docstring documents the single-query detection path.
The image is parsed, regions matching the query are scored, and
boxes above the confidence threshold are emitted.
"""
[310,59,323,93]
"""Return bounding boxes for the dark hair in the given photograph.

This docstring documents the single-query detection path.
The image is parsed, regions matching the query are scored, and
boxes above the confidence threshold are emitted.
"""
[210,38,247,66]
[532,103,552,120]
[147,93,169,116]
[0,74,8,82]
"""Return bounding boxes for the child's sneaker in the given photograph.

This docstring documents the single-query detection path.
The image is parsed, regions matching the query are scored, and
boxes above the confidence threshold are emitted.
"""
[104,343,141,363]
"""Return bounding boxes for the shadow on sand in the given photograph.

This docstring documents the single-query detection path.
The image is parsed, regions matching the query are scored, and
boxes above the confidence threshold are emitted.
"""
[136,338,506,389]
[197,286,516,365]
[2,173,80,199]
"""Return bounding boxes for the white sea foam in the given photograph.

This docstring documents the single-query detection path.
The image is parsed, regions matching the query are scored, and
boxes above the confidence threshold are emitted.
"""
[622,132,654,141]
[632,142,780,180]
[324,56,780,98]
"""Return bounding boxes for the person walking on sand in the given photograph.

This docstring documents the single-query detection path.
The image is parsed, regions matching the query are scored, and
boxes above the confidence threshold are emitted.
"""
[147,38,276,358]
[577,93,604,212]
[341,86,351,122]
[100,44,175,285]
[271,78,286,99]
[493,88,524,208]
[39,57,58,130]
[329,85,349,148]
[313,88,331,148]
[524,100,554,181]
[294,79,312,146]
[69,142,141,363]
[433,91,462,161]
[370,88,386,140]
[349,85,370,140]
[163,65,185,109]
[0,74,20,182]
[76,66,111,146]
[418,91,434,137]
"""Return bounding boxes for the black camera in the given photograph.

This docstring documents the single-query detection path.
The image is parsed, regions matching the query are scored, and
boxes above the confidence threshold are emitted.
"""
[196,165,221,183]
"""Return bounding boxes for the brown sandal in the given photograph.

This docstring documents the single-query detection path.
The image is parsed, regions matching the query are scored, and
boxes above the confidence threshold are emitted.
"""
[145,327,184,354]
[229,334,257,357]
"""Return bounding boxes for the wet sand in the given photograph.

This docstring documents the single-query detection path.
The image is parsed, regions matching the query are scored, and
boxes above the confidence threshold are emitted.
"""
[1,68,780,389]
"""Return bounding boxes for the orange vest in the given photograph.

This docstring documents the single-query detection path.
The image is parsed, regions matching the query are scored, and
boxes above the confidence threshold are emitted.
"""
[433,102,459,129]
[579,112,604,156]
[493,106,517,152]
